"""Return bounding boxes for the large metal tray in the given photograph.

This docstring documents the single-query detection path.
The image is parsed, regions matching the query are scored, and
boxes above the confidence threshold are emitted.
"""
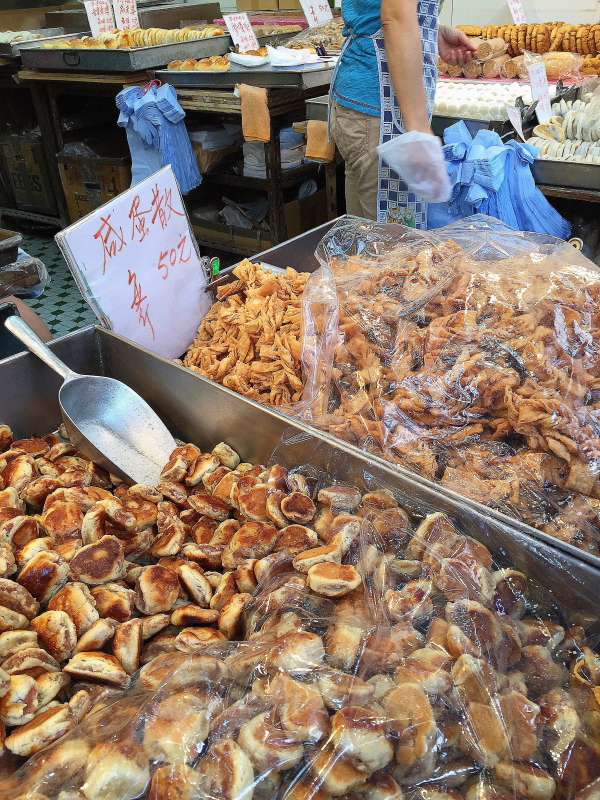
[532,157,600,191]
[21,34,231,72]
[216,218,600,574]
[306,94,328,121]
[158,63,334,89]
[1,324,599,623]
[0,29,71,58]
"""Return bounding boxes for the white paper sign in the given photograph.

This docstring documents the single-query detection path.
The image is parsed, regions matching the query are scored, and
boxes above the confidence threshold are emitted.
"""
[527,61,552,124]
[224,13,259,53]
[84,0,115,35]
[299,0,333,28]
[507,0,526,25]
[112,0,139,31]
[505,104,525,140]
[56,166,211,360]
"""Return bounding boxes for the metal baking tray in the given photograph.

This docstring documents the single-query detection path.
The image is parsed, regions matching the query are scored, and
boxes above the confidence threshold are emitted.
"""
[1,324,599,623]
[0,28,71,58]
[20,33,231,72]
[532,157,600,191]
[157,63,334,89]
[213,218,600,574]
[306,94,328,121]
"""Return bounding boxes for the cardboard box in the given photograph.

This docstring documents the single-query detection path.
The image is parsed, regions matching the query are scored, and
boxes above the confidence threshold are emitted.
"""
[277,0,302,8]
[57,152,131,223]
[192,188,327,249]
[0,137,58,217]
[284,188,327,239]
[237,0,280,10]
[192,141,242,174]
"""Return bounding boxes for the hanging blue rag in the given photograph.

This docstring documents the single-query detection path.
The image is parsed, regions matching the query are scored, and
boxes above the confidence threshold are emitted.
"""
[116,84,201,195]
[428,122,570,240]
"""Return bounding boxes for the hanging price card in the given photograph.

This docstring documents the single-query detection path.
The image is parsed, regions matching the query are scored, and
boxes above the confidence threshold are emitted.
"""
[224,13,259,53]
[112,0,139,31]
[84,0,115,35]
[505,104,525,140]
[298,0,333,28]
[55,165,211,360]
[507,0,526,25]
[527,61,552,123]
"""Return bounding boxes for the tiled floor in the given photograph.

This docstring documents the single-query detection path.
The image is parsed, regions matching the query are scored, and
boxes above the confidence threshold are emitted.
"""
[20,234,97,338]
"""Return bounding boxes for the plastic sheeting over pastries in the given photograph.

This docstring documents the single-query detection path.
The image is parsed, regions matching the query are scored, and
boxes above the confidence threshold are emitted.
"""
[293,215,600,555]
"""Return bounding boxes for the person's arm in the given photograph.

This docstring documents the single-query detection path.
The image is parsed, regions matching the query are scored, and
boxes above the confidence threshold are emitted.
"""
[381,0,431,134]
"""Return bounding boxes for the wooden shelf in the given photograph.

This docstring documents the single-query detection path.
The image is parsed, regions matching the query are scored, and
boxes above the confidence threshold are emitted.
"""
[538,184,600,203]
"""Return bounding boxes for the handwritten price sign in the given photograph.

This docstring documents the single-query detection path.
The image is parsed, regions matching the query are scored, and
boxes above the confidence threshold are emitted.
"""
[505,104,525,140]
[298,0,333,28]
[507,0,526,25]
[83,0,115,35]
[56,165,211,360]
[112,0,139,31]
[527,61,552,124]
[224,13,259,53]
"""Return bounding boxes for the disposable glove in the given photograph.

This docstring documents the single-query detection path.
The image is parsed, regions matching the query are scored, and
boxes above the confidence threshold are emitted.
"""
[377,131,452,203]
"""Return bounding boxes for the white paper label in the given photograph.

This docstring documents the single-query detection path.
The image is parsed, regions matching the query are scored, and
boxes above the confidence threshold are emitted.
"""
[112,0,139,31]
[527,61,552,124]
[505,104,525,140]
[55,166,211,360]
[84,0,115,35]
[507,0,526,25]
[224,12,259,53]
[299,0,334,28]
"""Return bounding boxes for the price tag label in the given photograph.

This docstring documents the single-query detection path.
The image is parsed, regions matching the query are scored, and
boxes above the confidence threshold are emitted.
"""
[527,61,552,123]
[224,13,259,53]
[298,0,333,28]
[84,0,115,35]
[505,104,525,140]
[55,165,211,360]
[507,0,526,25]
[112,0,139,31]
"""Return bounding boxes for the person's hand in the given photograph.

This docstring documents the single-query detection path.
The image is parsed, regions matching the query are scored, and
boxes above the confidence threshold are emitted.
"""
[438,25,477,67]
[377,132,452,204]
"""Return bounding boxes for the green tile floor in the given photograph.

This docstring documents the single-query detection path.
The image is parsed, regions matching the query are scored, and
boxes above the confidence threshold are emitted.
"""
[21,234,97,338]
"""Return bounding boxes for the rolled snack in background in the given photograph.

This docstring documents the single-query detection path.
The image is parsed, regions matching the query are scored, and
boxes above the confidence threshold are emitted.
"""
[447,63,463,77]
[437,56,449,74]
[463,59,483,78]
[483,53,511,78]
[477,37,508,60]
[500,56,520,78]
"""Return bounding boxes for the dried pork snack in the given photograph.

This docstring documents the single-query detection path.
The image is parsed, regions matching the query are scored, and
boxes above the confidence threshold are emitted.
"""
[183,260,309,406]
[286,16,345,51]
[296,215,600,554]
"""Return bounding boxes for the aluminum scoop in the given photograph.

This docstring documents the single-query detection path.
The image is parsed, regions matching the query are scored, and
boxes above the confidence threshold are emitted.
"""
[5,316,177,486]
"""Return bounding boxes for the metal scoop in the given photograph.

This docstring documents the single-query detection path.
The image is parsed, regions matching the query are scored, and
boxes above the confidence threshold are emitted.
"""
[5,316,177,486]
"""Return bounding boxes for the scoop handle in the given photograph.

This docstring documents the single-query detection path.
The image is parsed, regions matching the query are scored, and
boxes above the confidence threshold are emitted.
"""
[5,316,78,381]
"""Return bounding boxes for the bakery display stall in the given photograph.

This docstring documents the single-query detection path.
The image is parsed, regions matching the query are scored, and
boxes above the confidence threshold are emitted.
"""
[0,320,599,797]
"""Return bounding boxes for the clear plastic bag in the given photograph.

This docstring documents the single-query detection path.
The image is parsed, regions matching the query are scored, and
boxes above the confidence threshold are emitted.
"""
[293,214,600,555]
[5,427,600,800]
[0,249,49,299]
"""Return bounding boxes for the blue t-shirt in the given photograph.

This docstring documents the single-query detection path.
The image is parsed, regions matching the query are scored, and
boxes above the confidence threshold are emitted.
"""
[332,0,382,117]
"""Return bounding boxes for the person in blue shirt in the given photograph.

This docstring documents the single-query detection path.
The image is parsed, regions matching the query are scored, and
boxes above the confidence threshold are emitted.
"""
[330,0,476,228]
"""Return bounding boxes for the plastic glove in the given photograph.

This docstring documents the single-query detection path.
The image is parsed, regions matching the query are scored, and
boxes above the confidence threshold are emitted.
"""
[377,131,452,203]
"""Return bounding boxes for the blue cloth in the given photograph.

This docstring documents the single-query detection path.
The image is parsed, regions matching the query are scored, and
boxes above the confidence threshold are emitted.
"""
[427,122,570,240]
[332,0,382,116]
[116,84,202,195]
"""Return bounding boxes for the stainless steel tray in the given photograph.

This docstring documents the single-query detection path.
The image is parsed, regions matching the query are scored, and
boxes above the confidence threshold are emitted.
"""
[306,94,328,121]
[157,63,334,89]
[222,218,600,574]
[21,34,231,72]
[0,28,70,58]
[1,324,599,623]
[532,157,600,191]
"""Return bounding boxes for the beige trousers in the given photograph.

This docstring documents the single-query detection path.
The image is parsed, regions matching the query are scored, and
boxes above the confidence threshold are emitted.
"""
[330,98,381,220]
